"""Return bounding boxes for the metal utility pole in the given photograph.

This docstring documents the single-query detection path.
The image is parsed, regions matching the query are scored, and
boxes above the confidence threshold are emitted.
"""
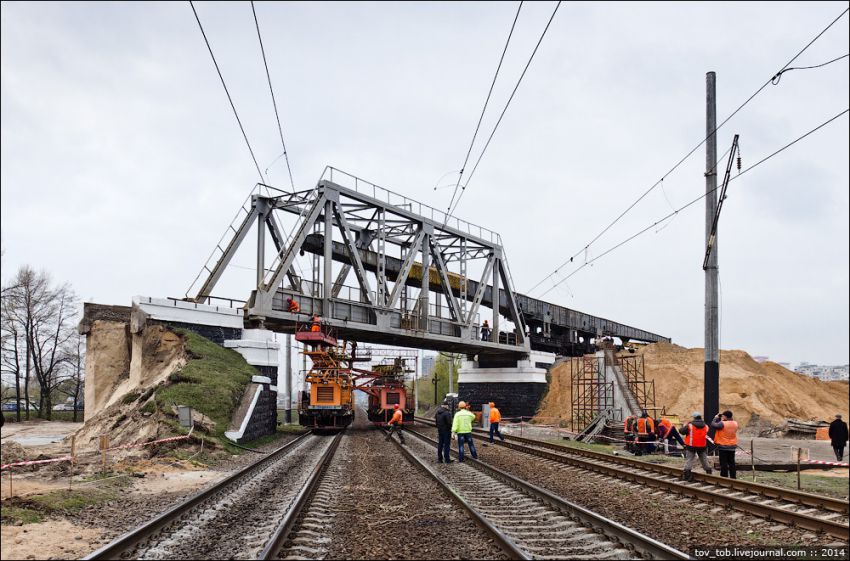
[284,334,292,424]
[704,71,719,423]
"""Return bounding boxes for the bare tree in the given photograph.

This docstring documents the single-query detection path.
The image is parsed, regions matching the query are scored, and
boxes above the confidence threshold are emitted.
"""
[2,267,79,420]
[1,280,25,421]
[56,332,85,422]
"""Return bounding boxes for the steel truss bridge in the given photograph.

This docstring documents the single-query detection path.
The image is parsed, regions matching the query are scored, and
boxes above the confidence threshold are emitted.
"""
[187,168,669,361]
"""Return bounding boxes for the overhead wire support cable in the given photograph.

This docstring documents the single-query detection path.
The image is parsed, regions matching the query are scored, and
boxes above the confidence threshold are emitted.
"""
[251,1,296,190]
[189,0,264,183]
[771,52,850,85]
[446,1,523,216]
[537,107,849,298]
[527,6,849,296]
[448,0,562,220]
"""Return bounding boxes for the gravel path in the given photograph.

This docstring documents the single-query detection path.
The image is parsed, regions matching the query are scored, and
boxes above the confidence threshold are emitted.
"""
[413,426,845,552]
[289,424,507,560]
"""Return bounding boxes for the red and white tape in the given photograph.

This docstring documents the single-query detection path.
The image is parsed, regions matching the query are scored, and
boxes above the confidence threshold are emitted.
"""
[1,455,73,470]
[804,459,850,467]
[105,428,194,452]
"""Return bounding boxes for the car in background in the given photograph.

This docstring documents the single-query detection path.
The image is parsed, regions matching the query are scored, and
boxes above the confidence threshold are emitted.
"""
[53,403,76,411]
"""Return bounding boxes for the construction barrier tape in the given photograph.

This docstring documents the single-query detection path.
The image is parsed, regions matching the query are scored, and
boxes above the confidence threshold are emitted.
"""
[804,459,850,467]
[105,427,194,452]
[1,455,73,470]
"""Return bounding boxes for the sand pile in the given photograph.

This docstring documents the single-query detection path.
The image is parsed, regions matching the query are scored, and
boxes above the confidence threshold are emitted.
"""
[641,342,848,426]
[536,343,848,428]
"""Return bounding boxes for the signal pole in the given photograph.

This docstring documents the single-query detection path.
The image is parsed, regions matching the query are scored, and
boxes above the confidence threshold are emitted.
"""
[704,71,720,423]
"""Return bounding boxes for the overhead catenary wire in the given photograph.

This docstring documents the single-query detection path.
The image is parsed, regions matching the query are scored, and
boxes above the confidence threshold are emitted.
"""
[189,1,264,183]
[771,52,850,85]
[448,1,562,221]
[446,1,523,216]
[536,107,849,299]
[251,1,296,190]
[527,6,850,296]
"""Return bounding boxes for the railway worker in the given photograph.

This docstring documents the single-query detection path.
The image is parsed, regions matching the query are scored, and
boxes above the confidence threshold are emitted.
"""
[385,404,405,444]
[623,415,638,454]
[286,297,300,313]
[681,412,712,481]
[711,410,738,479]
[828,414,849,462]
[481,320,491,341]
[487,402,505,444]
[657,417,685,454]
[435,400,453,463]
[310,314,321,332]
[635,411,656,456]
[451,401,478,462]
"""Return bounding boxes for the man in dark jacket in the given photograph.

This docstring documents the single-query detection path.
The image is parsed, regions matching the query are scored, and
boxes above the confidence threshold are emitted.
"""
[435,400,454,463]
[828,414,848,462]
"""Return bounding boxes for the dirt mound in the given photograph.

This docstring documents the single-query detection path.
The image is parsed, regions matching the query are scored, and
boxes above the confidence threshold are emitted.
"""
[535,343,848,428]
[641,342,848,426]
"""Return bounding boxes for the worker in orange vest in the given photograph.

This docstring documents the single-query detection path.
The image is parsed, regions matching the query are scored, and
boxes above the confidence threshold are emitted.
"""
[385,404,405,444]
[711,410,738,479]
[623,415,638,454]
[657,417,685,454]
[487,402,505,444]
[681,412,712,481]
[286,297,300,313]
[310,314,321,332]
[635,411,656,455]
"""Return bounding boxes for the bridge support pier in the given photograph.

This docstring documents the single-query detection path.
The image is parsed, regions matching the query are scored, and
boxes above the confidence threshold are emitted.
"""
[457,351,556,420]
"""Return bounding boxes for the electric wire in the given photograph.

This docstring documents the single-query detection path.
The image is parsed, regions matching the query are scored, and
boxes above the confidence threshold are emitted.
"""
[446,1,523,216]
[771,52,850,85]
[527,7,849,296]
[189,1,264,183]
[251,1,296,190]
[448,0,562,220]
[536,107,849,299]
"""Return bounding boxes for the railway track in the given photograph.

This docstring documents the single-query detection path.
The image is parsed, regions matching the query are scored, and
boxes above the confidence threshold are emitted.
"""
[83,431,343,560]
[393,427,688,560]
[416,417,850,540]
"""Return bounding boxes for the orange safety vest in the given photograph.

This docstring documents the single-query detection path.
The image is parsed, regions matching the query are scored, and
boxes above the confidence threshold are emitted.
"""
[660,418,672,432]
[489,407,501,423]
[389,410,403,425]
[714,420,738,446]
[311,317,321,332]
[288,300,300,312]
[685,423,708,447]
[637,417,654,435]
[624,417,635,433]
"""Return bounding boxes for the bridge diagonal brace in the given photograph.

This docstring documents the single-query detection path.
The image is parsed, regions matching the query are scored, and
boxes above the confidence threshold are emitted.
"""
[429,238,463,322]
[194,204,261,302]
[265,211,303,292]
[259,193,327,298]
[498,259,526,344]
[333,202,375,307]
[466,253,495,326]
[332,229,374,298]
[387,228,425,309]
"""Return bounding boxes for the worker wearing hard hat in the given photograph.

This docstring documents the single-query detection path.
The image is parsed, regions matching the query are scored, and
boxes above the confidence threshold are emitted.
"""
[385,404,405,444]
[451,401,478,462]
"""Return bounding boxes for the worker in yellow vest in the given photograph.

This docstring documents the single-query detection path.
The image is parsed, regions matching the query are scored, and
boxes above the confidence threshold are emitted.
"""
[710,410,738,478]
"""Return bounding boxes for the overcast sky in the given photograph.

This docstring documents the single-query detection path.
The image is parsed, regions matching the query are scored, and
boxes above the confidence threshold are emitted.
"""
[2,1,848,366]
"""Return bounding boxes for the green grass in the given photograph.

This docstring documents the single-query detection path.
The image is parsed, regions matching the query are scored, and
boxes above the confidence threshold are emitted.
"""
[546,438,616,455]
[748,470,850,499]
[27,485,121,515]
[154,329,256,443]
[0,505,44,525]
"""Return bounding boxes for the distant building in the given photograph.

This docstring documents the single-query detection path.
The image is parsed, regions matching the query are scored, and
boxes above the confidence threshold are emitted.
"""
[421,355,435,378]
[794,363,850,382]
[753,355,769,363]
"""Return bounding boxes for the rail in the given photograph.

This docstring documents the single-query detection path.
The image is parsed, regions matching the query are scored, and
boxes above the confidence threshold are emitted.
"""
[260,431,344,559]
[415,417,850,540]
[402,427,688,560]
[82,431,314,560]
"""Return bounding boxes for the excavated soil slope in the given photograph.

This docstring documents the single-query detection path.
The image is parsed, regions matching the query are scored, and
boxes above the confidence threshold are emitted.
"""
[536,343,848,427]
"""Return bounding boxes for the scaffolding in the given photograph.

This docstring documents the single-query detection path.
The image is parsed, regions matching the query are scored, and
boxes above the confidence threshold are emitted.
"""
[569,356,615,433]
[615,355,665,419]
